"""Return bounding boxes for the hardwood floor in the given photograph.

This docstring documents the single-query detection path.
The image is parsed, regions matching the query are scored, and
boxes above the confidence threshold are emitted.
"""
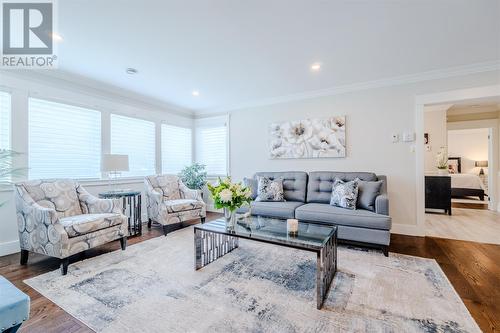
[426,207,500,244]
[0,212,498,333]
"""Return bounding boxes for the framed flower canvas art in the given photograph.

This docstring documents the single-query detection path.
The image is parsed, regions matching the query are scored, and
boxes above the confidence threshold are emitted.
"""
[269,116,346,159]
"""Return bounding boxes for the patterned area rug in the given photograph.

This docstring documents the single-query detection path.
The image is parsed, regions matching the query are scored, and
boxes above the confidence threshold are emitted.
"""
[25,227,480,333]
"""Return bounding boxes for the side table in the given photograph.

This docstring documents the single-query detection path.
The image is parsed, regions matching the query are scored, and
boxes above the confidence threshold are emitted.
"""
[99,190,142,236]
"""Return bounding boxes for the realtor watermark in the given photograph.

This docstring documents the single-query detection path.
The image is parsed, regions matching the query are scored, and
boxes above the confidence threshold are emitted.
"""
[1,0,58,68]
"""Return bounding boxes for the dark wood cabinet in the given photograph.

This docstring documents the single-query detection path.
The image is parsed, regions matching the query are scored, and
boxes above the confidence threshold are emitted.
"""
[425,176,451,215]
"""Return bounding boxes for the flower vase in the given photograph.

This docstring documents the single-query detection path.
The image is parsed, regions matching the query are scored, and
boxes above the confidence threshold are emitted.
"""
[437,168,448,176]
[224,207,237,230]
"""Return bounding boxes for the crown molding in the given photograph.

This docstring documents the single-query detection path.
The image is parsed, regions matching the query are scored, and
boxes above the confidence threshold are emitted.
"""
[0,69,195,118]
[198,60,500,115]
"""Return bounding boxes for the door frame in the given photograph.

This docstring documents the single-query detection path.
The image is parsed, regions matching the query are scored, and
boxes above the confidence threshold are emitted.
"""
[414,85,500,233]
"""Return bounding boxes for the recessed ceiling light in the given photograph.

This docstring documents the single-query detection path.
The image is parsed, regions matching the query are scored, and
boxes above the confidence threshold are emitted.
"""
[311,63,321,71]
[126,68,138,75]
[50,32,63,42]
[192,90,200,97]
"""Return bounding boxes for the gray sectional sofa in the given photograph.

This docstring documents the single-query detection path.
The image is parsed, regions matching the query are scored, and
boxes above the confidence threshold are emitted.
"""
[238,171,391,255]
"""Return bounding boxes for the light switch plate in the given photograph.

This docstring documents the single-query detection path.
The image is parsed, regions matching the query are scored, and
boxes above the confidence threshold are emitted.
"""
[402,132,416,142]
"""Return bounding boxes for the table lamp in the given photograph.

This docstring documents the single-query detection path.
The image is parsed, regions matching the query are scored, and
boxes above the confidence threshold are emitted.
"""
[475,160,488,175]
[101,154,129,191]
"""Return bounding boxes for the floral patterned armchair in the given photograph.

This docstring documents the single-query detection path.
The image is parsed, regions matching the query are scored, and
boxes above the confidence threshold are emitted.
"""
[14,179,128,275]
[144,175,206,236]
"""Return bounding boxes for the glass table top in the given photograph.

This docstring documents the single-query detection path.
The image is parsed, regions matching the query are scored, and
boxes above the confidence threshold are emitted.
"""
[195,216,337,251]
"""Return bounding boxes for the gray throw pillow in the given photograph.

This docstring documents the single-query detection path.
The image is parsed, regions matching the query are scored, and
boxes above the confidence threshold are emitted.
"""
[357,179,383,212]
[243,177,258,200]
[255,176,285,202]
[330,178,359,210]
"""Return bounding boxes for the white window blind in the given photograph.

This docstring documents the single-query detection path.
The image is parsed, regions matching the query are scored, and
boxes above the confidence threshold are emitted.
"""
[161,124,192,174]
[110,114,156,177]
[195,116,228,176]
[29,98,101,179]
[0,91,11,149]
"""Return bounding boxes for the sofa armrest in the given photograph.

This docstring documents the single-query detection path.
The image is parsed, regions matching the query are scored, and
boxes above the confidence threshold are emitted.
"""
[77,185,122,214]
[375,194,389,216]
[179,182,202,201]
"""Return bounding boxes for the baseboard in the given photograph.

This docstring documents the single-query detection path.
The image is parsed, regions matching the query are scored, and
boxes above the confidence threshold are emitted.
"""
[391,223,424,237]
[0,240,20,257]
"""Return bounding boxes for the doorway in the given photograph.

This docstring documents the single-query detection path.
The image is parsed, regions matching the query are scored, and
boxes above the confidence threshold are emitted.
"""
[415,85,500,244]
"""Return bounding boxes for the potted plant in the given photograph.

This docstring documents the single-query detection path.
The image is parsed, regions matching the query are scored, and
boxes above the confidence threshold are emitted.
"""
[436,146,449,176]
[0,150,25,206]
[179,163,208,196]
[207,177,252,229]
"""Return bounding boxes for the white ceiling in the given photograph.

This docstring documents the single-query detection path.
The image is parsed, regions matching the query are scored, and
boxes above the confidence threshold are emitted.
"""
[55,0,500,114]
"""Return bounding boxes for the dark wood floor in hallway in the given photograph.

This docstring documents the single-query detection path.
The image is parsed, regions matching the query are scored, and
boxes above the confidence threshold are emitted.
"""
[0,212,498,333]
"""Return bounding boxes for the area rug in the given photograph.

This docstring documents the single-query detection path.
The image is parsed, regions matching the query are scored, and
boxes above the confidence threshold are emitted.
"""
[24,227,480,333]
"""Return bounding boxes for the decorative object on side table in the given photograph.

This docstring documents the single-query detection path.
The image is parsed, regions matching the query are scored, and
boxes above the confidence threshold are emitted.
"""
[435,146,449,175]
[99,190,142,236]
[101,154,129,191]
[179,163,208,197]
[269,116,346,159]
[207,177,252,230]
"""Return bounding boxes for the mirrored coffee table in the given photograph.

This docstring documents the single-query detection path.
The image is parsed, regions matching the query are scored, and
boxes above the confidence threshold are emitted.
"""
[194,216,337,309]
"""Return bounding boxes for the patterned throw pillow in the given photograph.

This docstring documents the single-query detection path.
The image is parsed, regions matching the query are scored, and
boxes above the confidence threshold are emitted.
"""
[330,178,359,210]
[255,177,285,202]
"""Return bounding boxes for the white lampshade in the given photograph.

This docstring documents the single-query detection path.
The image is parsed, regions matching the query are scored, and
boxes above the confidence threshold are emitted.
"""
[101,154,129,172]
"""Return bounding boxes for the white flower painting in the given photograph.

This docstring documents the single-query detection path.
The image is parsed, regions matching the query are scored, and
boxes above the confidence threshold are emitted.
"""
[269,117,346,159]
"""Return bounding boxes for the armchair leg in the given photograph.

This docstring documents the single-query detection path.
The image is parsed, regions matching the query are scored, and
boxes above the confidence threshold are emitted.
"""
[61,258,69,275]
[201,217,206,224]
[120,236,127,250]
[148,219,152,229]
[162,225,168,236]
[20,250,29,265]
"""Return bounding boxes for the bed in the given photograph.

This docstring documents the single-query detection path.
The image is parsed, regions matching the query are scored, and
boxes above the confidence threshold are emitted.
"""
[448,157,486,201]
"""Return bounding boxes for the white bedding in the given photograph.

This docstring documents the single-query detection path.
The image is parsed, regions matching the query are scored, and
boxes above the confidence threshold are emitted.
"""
[450,173,485,190]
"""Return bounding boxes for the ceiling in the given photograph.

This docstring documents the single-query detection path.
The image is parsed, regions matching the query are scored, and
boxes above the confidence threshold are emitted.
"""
[447,97,500,116]
[54,0,500,114]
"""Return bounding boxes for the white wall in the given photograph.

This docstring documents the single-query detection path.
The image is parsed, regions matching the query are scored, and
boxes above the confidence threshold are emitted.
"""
[423,106,448,173]
[229,71,500,233]
[0,72,193,256]
[448,128,489,174]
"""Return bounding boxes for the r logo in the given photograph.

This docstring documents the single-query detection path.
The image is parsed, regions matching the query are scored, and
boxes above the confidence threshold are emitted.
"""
[2,2,53,54]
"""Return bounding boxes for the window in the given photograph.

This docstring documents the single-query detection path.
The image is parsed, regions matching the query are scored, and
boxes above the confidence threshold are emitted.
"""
[29,98,101,179]
[0,91,11,149]
[110,114,155,177]
[195,116,228,176]
[161,124,192,174]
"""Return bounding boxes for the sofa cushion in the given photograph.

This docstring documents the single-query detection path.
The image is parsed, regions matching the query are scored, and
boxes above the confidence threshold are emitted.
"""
[254,171,307,202]
[164,199,204,213]
[60,213,124,237]
[146,175,181,200]
[330,178,359,210]
[295,203,391,230]
[243,177,258,200]
[250,201,304,219]
[20,179,83,218]
[255,176,285,202]
[307,172,378,204]
[357,180,384,211]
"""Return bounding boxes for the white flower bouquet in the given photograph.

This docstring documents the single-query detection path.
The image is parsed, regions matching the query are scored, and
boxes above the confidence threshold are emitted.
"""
[436,146,448,170]
[207,177,252,212]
